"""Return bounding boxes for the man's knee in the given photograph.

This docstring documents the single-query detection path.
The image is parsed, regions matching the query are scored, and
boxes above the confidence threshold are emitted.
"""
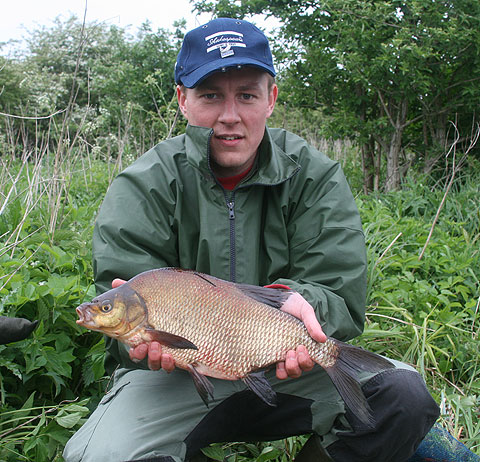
[363,368,439,427]
[327,368,439,462]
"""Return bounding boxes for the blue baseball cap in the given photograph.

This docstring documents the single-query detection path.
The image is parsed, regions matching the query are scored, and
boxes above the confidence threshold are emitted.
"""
[175,18,276,88]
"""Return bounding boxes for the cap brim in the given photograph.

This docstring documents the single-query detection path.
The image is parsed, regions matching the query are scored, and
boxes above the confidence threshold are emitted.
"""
[179,58,276,88]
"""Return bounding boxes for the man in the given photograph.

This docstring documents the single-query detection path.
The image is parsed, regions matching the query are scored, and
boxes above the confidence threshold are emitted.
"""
[64,18,439,462]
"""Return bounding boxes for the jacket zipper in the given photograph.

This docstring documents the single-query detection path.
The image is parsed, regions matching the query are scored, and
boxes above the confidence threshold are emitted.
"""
[206,131,237,283]
[225,193,236,282]
[217,172,301,284]
[205,129,301,284]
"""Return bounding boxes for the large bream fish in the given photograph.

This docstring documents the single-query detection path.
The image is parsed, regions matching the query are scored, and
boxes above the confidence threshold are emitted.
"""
[76,268,394,425]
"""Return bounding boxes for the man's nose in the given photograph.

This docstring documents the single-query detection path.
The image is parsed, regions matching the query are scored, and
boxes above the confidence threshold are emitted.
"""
[218,99,241,124]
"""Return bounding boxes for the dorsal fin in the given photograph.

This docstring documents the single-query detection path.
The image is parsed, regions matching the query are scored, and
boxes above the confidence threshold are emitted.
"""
[193,272,217,286]
[156,268,290,308]
[236,284,291,309]
[158,268,218,287]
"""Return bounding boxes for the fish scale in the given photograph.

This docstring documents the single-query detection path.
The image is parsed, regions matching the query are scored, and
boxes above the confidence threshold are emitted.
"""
[76,267,396,426]
[129,270,304,378]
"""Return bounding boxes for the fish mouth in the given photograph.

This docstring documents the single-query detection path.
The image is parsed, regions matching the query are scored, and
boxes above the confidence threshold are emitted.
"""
[76,304,92,326]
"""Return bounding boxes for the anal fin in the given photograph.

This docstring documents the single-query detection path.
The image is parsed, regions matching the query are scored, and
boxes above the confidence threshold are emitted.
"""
[243,372,277,407]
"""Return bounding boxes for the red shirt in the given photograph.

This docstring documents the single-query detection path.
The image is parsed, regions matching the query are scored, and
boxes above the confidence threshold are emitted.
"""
[216,165,254,191]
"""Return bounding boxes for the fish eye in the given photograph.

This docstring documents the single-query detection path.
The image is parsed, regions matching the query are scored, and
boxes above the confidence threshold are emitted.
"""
[101,302,113,313]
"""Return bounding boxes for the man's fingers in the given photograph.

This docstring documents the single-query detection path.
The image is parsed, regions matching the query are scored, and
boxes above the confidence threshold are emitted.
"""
[281,292,327,344]
[129,343,148,363]
[284,350,302,378]
[276,361,288,380]
[147,342,162,370]
[301,308,327,343]
[297,345,315,371]
[129,342,175,372]
[276,346,315,380]
[160,353,175,373]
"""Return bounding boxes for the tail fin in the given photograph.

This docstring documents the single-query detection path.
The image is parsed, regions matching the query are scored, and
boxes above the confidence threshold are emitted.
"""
[322,339,395,427]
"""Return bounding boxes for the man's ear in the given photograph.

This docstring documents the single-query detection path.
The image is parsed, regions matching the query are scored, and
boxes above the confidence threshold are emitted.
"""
[177,85,188,117]
[267,84,278,118]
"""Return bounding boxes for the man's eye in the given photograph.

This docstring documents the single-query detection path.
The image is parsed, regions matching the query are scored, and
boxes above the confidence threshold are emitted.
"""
[241,93,255,100]
[202,93,217,100]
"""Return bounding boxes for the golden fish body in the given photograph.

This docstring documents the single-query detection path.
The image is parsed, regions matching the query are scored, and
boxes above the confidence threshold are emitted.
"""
[76,268,394,425]
[128,269,336,379]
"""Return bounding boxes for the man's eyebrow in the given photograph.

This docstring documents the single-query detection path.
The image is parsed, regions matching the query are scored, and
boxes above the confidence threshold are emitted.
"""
[237,82,262,91]
[195,83,220,92]
[196,81,263,92]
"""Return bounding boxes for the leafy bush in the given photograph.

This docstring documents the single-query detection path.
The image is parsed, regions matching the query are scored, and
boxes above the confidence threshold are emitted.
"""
[0,156,112,460]
[0,394,90,461]
[1,17,185,160]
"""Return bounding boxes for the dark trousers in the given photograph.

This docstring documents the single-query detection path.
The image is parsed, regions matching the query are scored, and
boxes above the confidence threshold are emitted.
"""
[128,368,439,462]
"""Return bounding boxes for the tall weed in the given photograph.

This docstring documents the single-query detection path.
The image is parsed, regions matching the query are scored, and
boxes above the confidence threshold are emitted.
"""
[0,155,114,460]
[359,167,480,453]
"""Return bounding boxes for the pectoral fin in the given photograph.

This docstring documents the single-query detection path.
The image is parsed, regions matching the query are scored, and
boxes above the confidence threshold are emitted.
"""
[188,364,215,406]
[145,327,197,350]
[243,372,277,407]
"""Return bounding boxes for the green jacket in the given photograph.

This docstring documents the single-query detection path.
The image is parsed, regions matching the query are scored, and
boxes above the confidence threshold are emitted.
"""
[92,124,367,374]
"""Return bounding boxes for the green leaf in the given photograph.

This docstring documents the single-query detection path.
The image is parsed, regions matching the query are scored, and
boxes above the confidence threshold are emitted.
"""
[201,444,225,461]
[31,409,47,436]
[55,411,84,428]
[0,357,23,379]
[25,348,47,374]
[45,346,75,378]
[257,446,282,462]
[55,402,90,429]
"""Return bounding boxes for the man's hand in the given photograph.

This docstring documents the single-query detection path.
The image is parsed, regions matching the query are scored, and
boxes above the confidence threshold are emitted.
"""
[276,292,327,380]
[112,278,176,372]
[128,341,176,372]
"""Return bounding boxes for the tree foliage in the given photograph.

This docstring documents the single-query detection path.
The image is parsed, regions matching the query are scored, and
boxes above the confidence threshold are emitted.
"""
[0,16,185,158]
[194,0,480,191]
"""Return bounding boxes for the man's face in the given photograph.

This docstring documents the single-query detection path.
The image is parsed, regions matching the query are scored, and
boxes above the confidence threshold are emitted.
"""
[177,67,278,177]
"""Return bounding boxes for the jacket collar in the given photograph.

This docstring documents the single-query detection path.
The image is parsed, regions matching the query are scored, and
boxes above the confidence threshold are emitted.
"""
[184,124,300,187]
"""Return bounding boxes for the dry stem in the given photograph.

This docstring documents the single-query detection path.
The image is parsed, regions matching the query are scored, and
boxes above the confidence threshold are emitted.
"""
[418,122,480,261]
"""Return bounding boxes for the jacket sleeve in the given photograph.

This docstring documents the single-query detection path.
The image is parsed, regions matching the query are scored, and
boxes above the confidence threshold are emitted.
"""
[92,151,179,373]
[273,157,367,342]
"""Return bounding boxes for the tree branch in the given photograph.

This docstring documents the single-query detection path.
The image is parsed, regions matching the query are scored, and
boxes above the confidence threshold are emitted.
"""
[419,121,480,261]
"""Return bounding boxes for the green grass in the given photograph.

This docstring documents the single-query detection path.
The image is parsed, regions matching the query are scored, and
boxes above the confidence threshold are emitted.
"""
[358,169,480,453]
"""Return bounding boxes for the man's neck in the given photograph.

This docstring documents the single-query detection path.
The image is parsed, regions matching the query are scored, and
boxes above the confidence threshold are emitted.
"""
[216,164,254,190]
